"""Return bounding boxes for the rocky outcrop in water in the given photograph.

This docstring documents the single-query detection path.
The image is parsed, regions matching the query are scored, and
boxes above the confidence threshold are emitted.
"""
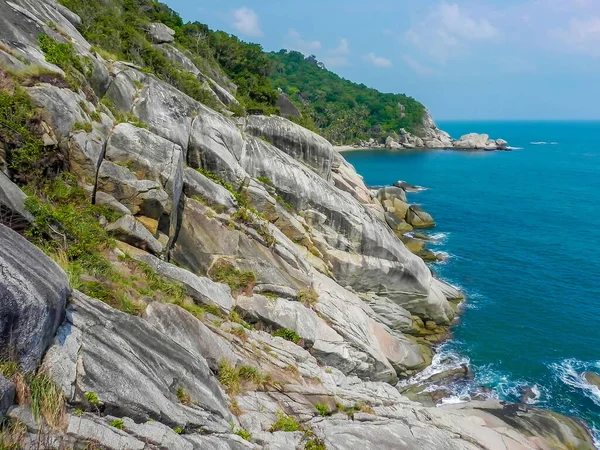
[344,111,510,151]
[0,1,595,448]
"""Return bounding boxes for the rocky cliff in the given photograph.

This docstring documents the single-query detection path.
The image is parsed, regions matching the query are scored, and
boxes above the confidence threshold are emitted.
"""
[348,111,509,151]
[0,1,595,449]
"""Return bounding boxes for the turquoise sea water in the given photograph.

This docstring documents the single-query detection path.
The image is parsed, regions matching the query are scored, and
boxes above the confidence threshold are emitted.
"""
[343,121,600,443]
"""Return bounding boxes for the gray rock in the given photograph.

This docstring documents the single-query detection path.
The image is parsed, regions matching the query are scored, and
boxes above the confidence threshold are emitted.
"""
[188,106,247,184]
[245,115,334,181]
[384,213,412,233]
[184,434,254,450]
[405,205,435,229]
[66,415,146,450]
[146,302,239,372]
[44,291,232,430]
[276,93,301,119]
[183,167,237,211]
[0,172,34,231]
[67,127,107,185]
[0,224,70,372]
[173,199,310,291]
[105,67,145,113]
[125,248,234,313]
[106,215,164,255]
[97,160,169,220]
[584,371,600,389]
[148,22,176,44]
[0,375,15,419]
[94,191,131,216]
[105,123,184,237]
[88,53,111,96]
[27,85,89,141]
[133,74,197,151]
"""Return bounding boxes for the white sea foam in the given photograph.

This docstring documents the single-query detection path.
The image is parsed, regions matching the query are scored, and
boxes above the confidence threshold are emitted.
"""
[428,232,449,243]
[549,359,600,407]
[531,141,548,145]
[438,396,469,405]
[397,345,470,389]
[506,146,524,150]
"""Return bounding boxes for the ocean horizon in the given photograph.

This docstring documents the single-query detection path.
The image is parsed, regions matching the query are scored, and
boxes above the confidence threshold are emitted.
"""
[344,120,600,444]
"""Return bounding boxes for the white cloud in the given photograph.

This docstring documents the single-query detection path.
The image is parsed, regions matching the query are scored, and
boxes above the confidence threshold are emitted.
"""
[405,2,497,63]
[332,38,350,55]
[322,38,351,68]
[403,55,440,75]
[553,16,600,56]
[365,52,392,68]
[232,7,263,37]
[285,29,322,54]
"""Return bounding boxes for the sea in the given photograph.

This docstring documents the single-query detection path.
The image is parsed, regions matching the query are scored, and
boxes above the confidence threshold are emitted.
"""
[343,121,600,445]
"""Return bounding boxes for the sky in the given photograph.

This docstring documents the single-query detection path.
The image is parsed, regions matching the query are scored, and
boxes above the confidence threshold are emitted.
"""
[162,0,600,121]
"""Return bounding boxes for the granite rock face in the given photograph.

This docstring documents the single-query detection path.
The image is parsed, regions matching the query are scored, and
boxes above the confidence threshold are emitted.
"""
[0,2,595,448]
[0,224,70,372]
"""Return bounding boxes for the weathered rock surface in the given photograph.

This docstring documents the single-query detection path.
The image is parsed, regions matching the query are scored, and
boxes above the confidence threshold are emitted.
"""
[146,303,239,372]
[245,115,334,181]
[583,371,600,389]
[406,205,436,229]
[0,375,15,419]
[0,172,34,230]
[106,214,164,255]
[104,123,184,237]
[147,22,175,44]
[44,291,232,430]
[0,224,70,372]
[123,244,234,313]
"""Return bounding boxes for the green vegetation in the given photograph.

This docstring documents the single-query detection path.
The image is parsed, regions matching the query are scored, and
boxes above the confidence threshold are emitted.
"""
[269,412,300,432]
[84,391,99,405]
[110,419,124,430]
[305,437,327,450]
[0,419,27,449]
[276,195,294,212]
[234,428,252,441]
[37,34,89,91]
[209,259,256,294]
[256,175,274,187]
[218,360,270,396]
[270,50,426,143]
[272,328,301,344]
[176,387,191,406]
[297,287,319,307]
[0,87,46,185]
[315,404,329,417]
[230,326,248,342]
[173,427,183,434]
[0,363,65,430]
[58,0,279,114]
[72,121,92,132]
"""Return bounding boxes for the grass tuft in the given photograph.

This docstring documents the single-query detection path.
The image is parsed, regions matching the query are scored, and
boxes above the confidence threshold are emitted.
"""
[269,412,300,432]
[272,328,301,344]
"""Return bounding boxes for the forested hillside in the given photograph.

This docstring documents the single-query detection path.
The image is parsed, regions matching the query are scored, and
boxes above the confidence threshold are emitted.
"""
[59,0,426,144]
[269,50,426,144]
[59,0,280,115]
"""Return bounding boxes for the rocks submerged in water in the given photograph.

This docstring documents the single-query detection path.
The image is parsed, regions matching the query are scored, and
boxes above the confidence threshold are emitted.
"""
[583,371,600,389]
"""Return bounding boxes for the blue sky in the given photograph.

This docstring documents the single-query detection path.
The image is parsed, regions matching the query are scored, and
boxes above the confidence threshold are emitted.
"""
[163,0,600,121]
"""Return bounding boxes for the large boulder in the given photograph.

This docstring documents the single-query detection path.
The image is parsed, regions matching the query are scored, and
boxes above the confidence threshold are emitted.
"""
[406,205,435,229]
[145,303,239,372]
[147,22,175,44]
[244,115,334,181]
[106,215,164,255]
[187,107,247,184]
[104,123,184,238]
[0,172,34,231]
[183,168,237,212]
[44,291,232,431]
[0,224,70,372]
